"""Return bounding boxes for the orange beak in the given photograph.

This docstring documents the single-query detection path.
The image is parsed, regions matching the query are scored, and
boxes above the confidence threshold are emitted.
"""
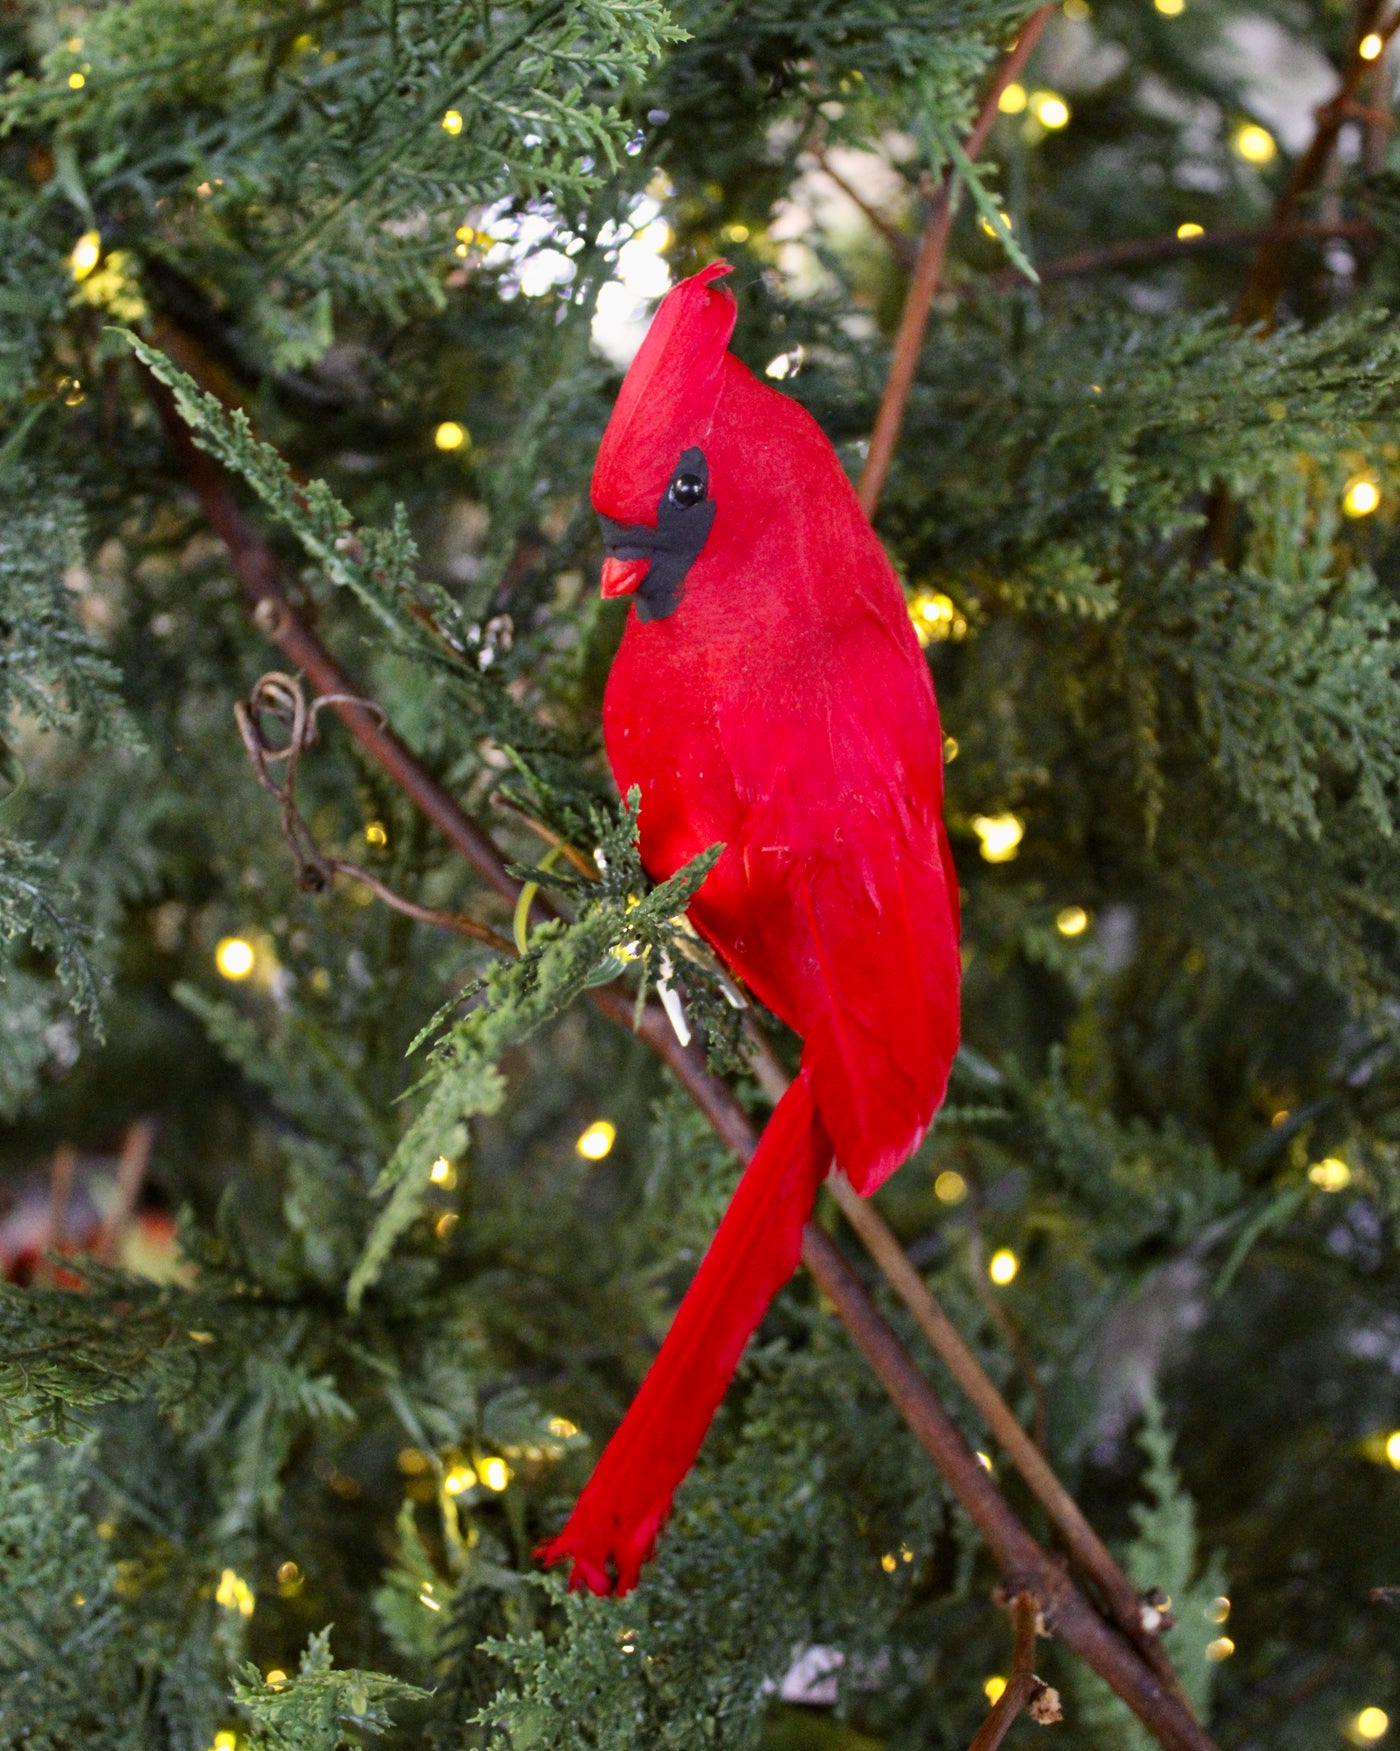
[601,556,650,598]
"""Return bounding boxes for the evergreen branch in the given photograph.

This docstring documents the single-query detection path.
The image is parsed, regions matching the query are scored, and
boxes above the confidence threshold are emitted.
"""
[146,271,1222,1751]
[858,5,1053,517]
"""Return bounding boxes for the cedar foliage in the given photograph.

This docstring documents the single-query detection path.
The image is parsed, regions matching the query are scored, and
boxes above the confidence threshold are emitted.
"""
[1,2,1399,1748]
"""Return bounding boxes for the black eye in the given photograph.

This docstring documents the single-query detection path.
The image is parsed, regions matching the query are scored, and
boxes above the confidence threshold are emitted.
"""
[669,472,706,508]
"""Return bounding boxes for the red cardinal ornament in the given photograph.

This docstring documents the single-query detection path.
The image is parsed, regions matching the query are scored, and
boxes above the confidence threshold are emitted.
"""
[541,261,961,1595]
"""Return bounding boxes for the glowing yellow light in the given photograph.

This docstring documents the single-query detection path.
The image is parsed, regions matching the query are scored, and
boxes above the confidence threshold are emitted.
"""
[215,937,255,981]
[434,420,468,452]
[879,1552,898,1573]
[980,210,1013,238]
[68,71,86,89]
[1177,222,1204,239]
[444,1463,477,1495]
[1344,476,1381,517]
[989,1248,1019,1286]
[1206,1636,1235,1662]
[1155,0,1184,14]
[441,110,463,134]
[1207,1595,1231,1623]
[365,820,387,846]
[265,1670,288,1688]
[985,1675,1008,1703]
[722,223,750,242]
[1359,32,1384,60]
[479,1456,510,1491]
[1385,1431,1400,1469]
[456,225,475,243]
[215,1568,255,1617]
[70,231,101,280]
[1063,0,1089,16]
[999,82,1028,115]
[1357,1708,1391,1741]
[1032,92,1070,130]
[944,736,959,762]
[972,813,1024,864]
[1056,906,1089,937]
[429,1156,455,1186]
[1234,124,1276,165]
[975,1450,993,1471]
[909,590,968,645]
[419,1584,441,1611]
[549,1416,580,1438]
[213,1735,238,1751]
[1308,1157,1351,1192]
[935,1169,968,1204]
[435,1211,459,1238]
[577,1120,616,1161]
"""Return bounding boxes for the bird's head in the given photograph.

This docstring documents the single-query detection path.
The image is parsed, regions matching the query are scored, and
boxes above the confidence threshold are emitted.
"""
[591,261,738,623]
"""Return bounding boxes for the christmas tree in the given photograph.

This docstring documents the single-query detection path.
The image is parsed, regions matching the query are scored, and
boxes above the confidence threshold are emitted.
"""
[3,1,1400,1747]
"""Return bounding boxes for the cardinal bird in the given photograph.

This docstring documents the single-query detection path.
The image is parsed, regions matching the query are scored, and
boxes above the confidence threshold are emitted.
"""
[541,261,961,1595]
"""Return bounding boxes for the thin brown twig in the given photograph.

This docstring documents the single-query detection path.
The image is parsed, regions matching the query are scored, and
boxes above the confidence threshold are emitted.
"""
[810,147,919,266]
[144,330,1220,1751]
[491,794,600,880]
[857,5,1054,518]
[980,218,1379,291]
[1236,0,1398,325]
[967,1592,1062,1750]
[93,1119,157,1264]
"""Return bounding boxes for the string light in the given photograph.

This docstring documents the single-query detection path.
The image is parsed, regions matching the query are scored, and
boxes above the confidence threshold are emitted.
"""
[1031,91,1070,130]
[215,1568,255,1617]
[1177,222,1204,239]
[213,1734,237,1751]
[419,1581,441,1611]
[935,1169,968,1204]
[215,936,255,980]
[1056,906,1089,937]
[999,82,1028,115]
[988,1248,1019,1285]
[576,1120,616,1160]
[1385,1431,1400,1469]
[434,420,468,451]
[975,1450,994,1471]
[70,230,101,280]
[1155,0,1184,13]
[1063,0,1089,16]
[1344,475,1381,517]
[264,1670,288,1688]
[909,590,968,645]
[365,820,388,846]
[549,1416,580,1438]
[880,1552,897,1573]
[444,1462,477,1494]
[980,210,1014,238]
[479,1456,510,1491]
[68,70,86,88]
[765,347,804,381]
[985,1676,1008,1702]
[435,1211,459,1239]
[429,1156,456,1187]
[1207,1595,1231,1623]
[1359,32,1384,60]
[1356,1707,1391,1741]
[944,735,959,762]
[1205,1636,1235,1661]
[1308,1157,1351,1192]
[441,109,463,134]
[972,813,1024,864]
[1234,124,1276,165]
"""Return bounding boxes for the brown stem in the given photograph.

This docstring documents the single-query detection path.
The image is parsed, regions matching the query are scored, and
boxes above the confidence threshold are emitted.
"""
[829,1176,1188,1705]
[327,859,515,953]
[811,148,918,266]
[967,1591,1061,1750]
[857,6,1054,518]
[1236,0,1396,325]
[93,1119,157,1263]
[144,346,1218,1751]
[981,218,1378,291]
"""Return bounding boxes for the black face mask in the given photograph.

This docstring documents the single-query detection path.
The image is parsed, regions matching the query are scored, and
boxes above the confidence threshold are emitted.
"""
[598,446,716,622]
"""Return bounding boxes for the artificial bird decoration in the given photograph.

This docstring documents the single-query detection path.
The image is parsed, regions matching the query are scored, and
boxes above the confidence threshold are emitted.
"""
[541,261,961,1595]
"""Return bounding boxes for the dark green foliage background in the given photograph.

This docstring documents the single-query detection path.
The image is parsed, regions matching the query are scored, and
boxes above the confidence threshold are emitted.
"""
[1,1,1399,1747]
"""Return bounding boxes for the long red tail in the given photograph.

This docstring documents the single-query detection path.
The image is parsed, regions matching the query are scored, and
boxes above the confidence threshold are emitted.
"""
[540,1067,832,1594]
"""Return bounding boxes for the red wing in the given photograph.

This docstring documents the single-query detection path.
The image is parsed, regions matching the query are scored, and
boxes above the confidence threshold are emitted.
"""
[691,608,961,1191]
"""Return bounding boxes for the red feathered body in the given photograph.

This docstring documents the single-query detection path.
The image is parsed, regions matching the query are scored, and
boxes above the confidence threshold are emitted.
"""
[542,262,960,1595]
